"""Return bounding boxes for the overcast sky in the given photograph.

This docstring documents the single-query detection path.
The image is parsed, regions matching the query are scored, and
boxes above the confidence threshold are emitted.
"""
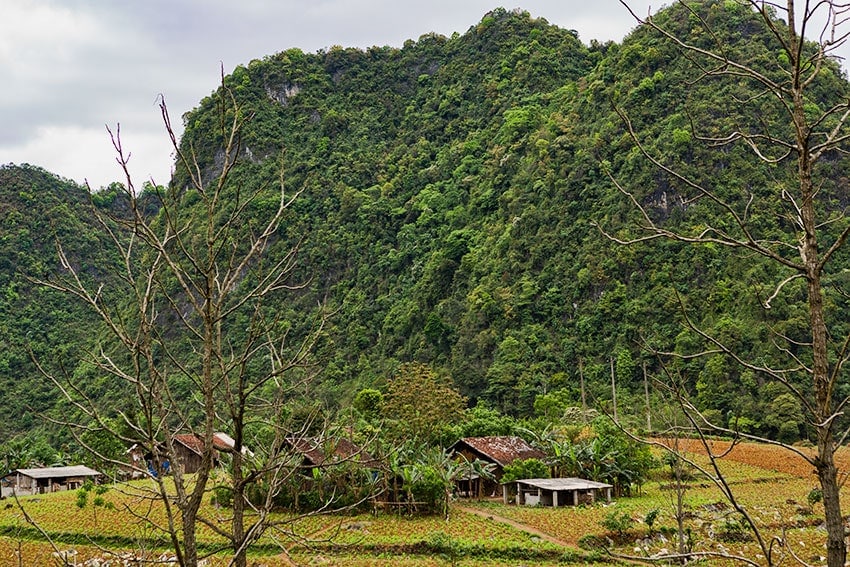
[0,1,681,189]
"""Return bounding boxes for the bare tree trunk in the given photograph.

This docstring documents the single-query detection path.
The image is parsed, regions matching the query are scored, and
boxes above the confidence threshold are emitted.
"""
[36,74,321,566]
[796,60,846,565]
[805,213,845,566]
[232,446,247,567]
[670,436,687,559]
[817,439,845,567]
[609,2,850,565]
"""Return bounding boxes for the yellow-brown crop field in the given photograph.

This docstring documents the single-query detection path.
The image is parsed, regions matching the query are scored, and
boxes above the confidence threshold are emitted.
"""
[2,441,849,566]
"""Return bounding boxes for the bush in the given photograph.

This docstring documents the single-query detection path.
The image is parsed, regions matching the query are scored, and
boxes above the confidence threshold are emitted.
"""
[410,466,447,513]
[644,508,660,535]
[601,509,634,537]
[716,517,753,543]
[501,458,549,483]
[428,531,463,564]
[353,388,383,420]
[295,489,323,512]
[578,534,610,550]
[210,485,233,507]
[807,487,823,506]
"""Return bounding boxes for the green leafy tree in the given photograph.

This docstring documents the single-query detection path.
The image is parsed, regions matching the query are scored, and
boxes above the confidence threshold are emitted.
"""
[382,362,466,444]
[501,457,549,483]
[601,509,635,539]
[352,388,384,422]
[550,417,654,497]
[442,402,519,444]
[76,481,113,528]
[1,440,34,473]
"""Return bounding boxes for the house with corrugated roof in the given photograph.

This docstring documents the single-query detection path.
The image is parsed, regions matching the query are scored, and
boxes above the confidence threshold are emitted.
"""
[125,432,250,477]
[171,433,240,474]
[449,436,546,497]
[288,436,379,471]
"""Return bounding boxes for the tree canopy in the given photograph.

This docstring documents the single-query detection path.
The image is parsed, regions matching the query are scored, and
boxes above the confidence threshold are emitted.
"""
[1,4,849,457]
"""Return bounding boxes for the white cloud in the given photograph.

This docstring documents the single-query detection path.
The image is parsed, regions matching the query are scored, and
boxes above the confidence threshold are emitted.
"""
[0,0,653,189]
[0,1,112,83]
[1,123,173,190]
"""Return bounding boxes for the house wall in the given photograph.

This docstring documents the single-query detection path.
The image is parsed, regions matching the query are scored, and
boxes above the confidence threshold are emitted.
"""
[176,448,203,474]
[452,446,504,498]
[4,474,95,497]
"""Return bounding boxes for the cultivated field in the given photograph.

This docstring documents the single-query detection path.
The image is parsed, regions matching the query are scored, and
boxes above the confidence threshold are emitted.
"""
[0,441,847,566]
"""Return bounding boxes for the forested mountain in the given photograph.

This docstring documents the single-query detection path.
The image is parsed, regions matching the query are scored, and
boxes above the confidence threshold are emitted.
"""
[3,2,849,457]
[0,166,125,444]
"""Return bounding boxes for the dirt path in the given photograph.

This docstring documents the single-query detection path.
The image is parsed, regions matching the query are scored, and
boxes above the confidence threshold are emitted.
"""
[455,504,574,548]
[457,505,658,567]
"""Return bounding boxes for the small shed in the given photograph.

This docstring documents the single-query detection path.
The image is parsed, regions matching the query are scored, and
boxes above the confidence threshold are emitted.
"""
[2,465,103,497]
[505,477,613,507]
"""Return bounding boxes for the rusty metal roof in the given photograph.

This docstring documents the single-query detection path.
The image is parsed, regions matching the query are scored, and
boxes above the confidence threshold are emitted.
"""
[452,436,545,467]
[173,433,233,455]
[289,437,377,468]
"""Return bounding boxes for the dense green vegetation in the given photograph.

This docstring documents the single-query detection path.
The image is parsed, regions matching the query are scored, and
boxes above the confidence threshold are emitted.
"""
[0,166,130,449]
[2,2,850,465]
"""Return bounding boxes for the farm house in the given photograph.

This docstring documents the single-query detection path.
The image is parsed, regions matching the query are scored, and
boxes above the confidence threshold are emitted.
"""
[450,436,546,497]
[125,432,248,477]
[288,435,379,472]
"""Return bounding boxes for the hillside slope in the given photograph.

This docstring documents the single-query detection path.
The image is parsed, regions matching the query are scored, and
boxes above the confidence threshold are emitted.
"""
[3,3,850,452]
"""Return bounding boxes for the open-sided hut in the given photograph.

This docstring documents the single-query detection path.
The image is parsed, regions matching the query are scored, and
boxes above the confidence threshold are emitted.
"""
[2,465,103,497]
[506,477,613,507]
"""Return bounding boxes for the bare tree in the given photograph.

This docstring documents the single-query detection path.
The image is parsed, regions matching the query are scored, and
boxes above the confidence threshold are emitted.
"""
[605,1,850,566]
[37,77,326,567]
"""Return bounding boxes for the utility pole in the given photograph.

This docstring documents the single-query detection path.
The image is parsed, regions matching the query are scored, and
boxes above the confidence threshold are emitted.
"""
[643,362,651,433]
[610,356,617,422]
[579,358,587,424]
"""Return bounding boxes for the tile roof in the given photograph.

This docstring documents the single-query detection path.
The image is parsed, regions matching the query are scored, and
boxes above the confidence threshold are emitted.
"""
[289,437,377,467]
[173,433,233,455]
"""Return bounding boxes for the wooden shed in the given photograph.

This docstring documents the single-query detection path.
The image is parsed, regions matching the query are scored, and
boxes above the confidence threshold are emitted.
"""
[125,432,245,477]
[172,433,242,474]
[2,465,103,497]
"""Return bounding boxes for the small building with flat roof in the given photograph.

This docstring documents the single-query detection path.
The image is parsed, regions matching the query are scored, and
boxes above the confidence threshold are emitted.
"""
[504,477,613,507]
[2,465,103,497]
